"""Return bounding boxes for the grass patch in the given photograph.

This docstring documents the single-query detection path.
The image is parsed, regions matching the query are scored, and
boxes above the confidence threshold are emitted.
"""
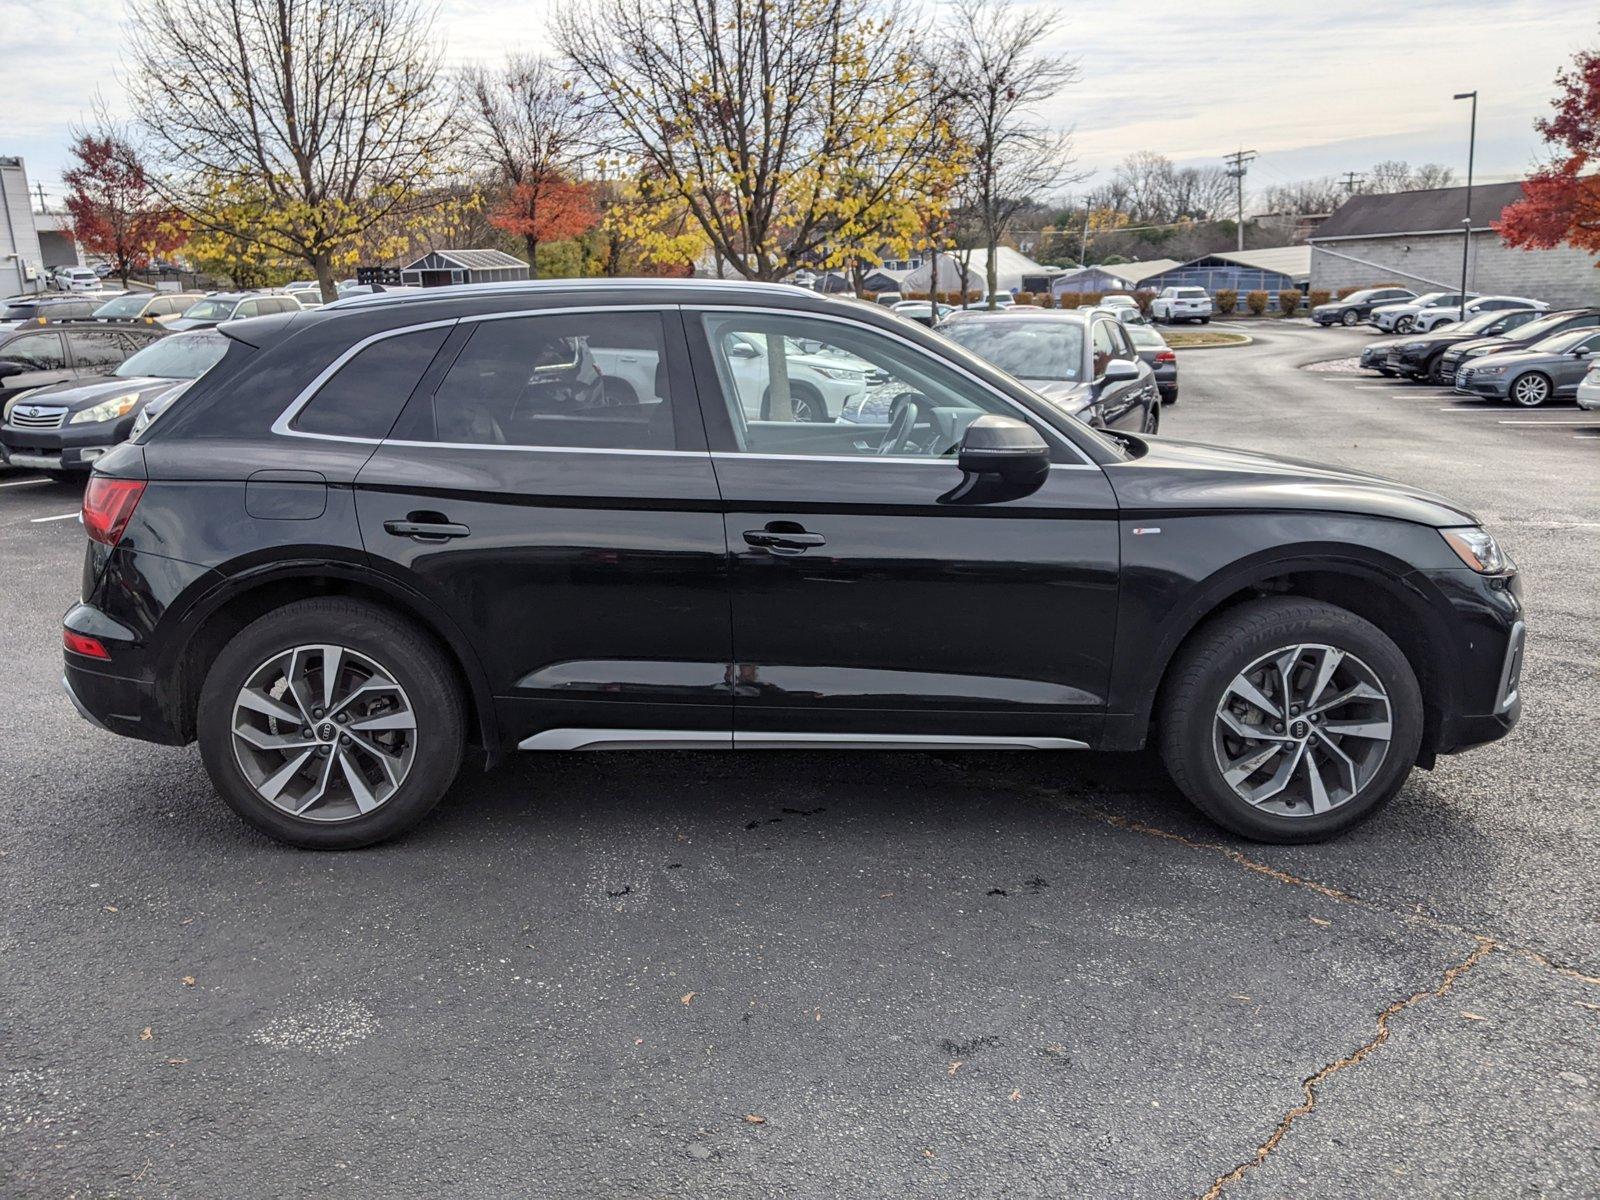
[1164,329,1251,349]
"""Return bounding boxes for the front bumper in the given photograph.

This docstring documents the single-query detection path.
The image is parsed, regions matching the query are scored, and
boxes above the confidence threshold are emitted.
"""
[1576,383,1600,411]
[1452,368,1511,399]
[2,416,135,472]
[1418,567,1525,756]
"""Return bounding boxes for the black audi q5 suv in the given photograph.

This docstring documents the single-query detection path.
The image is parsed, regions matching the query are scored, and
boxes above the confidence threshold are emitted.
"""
[62,280,1524,848]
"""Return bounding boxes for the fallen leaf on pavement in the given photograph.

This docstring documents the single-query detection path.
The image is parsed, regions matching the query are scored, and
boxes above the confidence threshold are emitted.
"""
[139,1027,153,1041]
[743,1114,765,1124]
[1308,917,1332,927]
[947,1061,962,1076]
[1460,1011,1487,1021]
[103,905,118,913]
[181,977,196,987]
[1009,1089,1021,1102]
[166,1058,188,1066]
[681,992,696,1005]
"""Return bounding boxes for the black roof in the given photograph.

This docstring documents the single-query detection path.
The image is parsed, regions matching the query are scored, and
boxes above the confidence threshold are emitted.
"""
[1313,180,1527,239]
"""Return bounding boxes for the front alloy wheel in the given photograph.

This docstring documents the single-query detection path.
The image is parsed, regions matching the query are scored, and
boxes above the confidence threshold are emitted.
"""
[1212,644,1392,817]
[230,644,418,821]
[1509,373,1551,407]
[1342,310,1360,326]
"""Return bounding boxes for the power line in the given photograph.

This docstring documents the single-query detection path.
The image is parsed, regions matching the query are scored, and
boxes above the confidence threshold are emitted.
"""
[1223,149,1257,252]
[1340,171,1365,194]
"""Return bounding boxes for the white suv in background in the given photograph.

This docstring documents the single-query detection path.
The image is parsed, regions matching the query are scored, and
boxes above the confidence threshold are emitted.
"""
[1150,287,1213,324]
[1412,294,1547,333]
[1371,292,1474,334]
[54,266,104,293]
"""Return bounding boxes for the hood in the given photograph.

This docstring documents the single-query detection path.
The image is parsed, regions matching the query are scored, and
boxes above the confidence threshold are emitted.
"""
[1021,379,1092,417]
[9,374,177,410]
[1106,437,1479,528]
[164,317,217,331]
[1468,347,1557,371]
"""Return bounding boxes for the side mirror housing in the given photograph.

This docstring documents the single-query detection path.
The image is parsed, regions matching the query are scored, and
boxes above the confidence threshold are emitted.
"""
[944,415,1051,504]
[1101,359,1140,383]
[0,360,22,380]
[728,340,759,359]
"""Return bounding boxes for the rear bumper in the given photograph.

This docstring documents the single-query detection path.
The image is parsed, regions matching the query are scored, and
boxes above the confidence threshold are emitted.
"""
[62,657,187,744]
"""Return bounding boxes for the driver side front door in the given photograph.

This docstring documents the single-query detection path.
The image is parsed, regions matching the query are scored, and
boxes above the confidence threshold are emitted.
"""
[687,307,1121,748]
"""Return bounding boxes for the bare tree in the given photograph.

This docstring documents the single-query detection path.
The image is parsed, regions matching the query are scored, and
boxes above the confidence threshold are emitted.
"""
[1368,160,1457,193]
[945,0,1079,306]
[558,0,951,280]
[128,0,455,301]
[461,55,600,277]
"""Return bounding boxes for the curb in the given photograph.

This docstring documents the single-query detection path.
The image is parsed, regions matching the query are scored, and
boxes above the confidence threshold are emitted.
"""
[1169,334,1253,351]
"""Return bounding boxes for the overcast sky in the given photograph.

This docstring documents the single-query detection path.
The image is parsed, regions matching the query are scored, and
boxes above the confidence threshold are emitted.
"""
[2,0,1592,210]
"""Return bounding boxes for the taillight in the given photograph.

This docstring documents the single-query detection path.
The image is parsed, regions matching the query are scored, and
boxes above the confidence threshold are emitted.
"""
[1155,350,1176,364]
[82,477,146,546]
[63,629,111,659]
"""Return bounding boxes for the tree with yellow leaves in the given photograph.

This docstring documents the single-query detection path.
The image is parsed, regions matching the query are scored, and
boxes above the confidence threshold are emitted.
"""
[559,0,958,281]
[128,0,457,302]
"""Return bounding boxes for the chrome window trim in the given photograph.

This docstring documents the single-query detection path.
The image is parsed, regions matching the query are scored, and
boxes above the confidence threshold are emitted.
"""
[269,301,1103,470]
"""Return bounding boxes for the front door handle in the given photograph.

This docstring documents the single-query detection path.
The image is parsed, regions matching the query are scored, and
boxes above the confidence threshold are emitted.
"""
[384,513,470,542]
[744,525,826,556]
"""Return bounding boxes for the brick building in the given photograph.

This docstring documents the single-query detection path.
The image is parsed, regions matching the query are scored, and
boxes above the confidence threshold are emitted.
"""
[1309,180,1598,308]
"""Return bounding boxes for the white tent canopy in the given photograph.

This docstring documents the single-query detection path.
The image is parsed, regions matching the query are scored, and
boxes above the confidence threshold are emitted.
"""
[900,247,1047,295]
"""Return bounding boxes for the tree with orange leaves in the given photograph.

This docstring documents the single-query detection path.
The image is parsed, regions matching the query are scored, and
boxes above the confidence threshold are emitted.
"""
[487,175,600,273]
[62,129,186,286]
[1497,35,1600,262]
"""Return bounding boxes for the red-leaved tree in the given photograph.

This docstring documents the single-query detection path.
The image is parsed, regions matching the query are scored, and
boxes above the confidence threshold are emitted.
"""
[1498,40,1600,262]
[487,175,599,270]
[62,131,186,285]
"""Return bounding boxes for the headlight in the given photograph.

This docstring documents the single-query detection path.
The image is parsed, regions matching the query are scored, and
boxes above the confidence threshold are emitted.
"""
[1474,365,1506,377]
[69,394,141,424]
[1401,342,1426,352]
[1441,527,1513,574]
[1463,346,1493,358]
[810,367,863,381]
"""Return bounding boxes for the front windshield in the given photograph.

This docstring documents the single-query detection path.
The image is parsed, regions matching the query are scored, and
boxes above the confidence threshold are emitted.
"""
[1452,310,1511,335]
[114,332,229,379]
[1529,329,1595,354]
[93,294,151,318]
[180,299,238,321]
[1512,312,1576,342]
[942,319,1085,382]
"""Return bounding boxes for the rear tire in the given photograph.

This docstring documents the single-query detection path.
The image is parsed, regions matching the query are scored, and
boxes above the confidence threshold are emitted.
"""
[1157,598,1423,843]
[197,597,466,849]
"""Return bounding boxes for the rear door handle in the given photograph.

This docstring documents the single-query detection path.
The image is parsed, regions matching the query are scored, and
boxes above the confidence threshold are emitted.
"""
[384,515,470,542]
[744,527,826,556]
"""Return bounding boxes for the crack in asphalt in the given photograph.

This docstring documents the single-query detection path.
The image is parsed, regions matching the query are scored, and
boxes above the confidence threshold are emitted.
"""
[1203,947,1497,1196]
[1041,795,1600,990]
[1198,937,1495,1200]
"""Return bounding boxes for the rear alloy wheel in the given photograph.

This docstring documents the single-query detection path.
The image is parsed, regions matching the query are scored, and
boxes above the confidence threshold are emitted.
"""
[1342,310,1361,327]
[198,598,465,848]
[1509,372,1552,407]
[1158,598,1422,842]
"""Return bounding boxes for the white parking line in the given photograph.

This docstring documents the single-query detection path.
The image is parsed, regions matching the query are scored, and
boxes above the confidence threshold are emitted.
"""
[1575,433,1600,440]
[1497,419,1600,426]
[30,512,79,524]
[0,478,49,489]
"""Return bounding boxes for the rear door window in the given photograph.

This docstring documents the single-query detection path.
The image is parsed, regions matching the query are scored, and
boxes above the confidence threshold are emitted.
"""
[291,326,453,439]
[425,312,678,450]
[0,332,66,370]
[67,329,133,372]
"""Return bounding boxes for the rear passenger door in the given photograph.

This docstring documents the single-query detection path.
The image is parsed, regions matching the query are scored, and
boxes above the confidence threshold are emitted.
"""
[349,306,733,748]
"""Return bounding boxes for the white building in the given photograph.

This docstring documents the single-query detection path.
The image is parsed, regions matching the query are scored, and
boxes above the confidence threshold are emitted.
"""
[900,246,1054,296]
[0,157,47,297]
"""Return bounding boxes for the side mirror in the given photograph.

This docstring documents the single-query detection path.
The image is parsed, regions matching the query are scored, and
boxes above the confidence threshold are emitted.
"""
[0,360,22,380]
[728,340,759,359]
[944,415,1051,504]
[1571,347,1592,358]
[1101,359,1140,383]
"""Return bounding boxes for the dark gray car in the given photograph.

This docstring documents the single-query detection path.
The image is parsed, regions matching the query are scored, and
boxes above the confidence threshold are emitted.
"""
[1126,323,1177,403]
[1453,328,1600,406]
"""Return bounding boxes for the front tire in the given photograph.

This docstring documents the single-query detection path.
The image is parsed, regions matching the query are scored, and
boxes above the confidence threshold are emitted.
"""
[1157,598,1422,843]
[1395,316,1414,334]
[197,598,466,849]
[1341,310,1361,327]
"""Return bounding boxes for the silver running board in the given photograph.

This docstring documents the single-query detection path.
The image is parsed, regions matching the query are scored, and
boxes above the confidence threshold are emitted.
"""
[517,728,1088,751]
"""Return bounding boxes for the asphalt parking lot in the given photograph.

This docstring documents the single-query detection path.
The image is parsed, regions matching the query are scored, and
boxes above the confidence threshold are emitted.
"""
[3,320,1597,1198]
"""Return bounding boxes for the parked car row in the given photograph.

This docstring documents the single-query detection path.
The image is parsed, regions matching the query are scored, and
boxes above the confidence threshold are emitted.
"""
[1315,287,1548,332]
[1357,306,1600,406]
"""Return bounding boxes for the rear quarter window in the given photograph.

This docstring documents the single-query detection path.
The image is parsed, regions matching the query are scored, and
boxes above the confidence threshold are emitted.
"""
[290,326,452,439]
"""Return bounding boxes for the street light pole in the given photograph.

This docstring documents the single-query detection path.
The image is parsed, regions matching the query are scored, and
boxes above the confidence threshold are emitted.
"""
[1454,91,1477,308]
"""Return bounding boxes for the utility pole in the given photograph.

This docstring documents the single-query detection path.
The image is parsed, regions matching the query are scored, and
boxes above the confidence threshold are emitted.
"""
[34,181,47,212]
[1340,171,1365,195]
[1454,91,1478,304]
[1224,149,1257,251]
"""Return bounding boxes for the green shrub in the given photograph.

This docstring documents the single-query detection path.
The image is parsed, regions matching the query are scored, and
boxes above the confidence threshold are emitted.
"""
[1277,290,1301,316]
[1214,289,1238,315]
[1246,290,1270,316]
